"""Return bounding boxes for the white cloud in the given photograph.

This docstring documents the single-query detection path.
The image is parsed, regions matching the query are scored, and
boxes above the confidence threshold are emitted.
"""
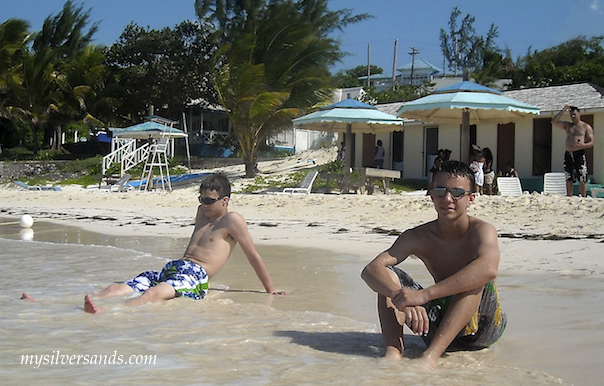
[590,0,599,11]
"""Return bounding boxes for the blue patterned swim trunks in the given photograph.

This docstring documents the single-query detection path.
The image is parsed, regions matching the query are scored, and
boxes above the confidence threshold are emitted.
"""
[125,260,209,300]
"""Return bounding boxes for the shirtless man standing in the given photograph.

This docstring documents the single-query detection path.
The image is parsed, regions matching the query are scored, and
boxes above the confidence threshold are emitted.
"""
[84,173,285,313]
[552,105,595,197]
[361,161,506,369]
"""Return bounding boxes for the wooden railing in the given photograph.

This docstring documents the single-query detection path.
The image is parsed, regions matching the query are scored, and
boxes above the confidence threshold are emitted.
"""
[102,139,136,176]
[102,140,151,176]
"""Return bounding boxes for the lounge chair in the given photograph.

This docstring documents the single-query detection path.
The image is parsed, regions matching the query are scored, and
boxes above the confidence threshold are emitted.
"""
[543,172,566,195]
[110,174,133,192]
[14,180,62,191]
[277,170,319,194]
[590,187,604,198]
[496,177,523,196]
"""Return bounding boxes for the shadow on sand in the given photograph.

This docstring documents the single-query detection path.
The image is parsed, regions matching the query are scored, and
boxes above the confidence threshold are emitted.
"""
[274,330,427,358]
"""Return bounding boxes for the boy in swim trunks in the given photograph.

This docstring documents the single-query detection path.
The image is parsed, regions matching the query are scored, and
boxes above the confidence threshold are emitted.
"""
[551,105,595,197]
[362,161,506,369]
[84,173,285,313]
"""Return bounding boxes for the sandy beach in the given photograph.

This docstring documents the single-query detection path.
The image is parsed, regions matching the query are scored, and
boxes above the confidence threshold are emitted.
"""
[2,152,604,385]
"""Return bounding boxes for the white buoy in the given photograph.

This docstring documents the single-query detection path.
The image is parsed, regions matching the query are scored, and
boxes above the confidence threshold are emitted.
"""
[19,214,34,228]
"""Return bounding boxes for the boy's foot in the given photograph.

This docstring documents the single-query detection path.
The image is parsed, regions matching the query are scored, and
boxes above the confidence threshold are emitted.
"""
[84,294,102,314]
[383,346,403,360]
[20,293,36,301]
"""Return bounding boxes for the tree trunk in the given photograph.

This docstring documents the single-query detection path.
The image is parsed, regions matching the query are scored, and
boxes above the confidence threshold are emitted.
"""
[52,125,62,151]
[244,155,258,178]
[33,125,40,155]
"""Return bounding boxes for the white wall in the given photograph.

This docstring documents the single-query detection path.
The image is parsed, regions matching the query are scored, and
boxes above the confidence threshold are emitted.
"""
[594,114,603,184]
[403,125,425,178]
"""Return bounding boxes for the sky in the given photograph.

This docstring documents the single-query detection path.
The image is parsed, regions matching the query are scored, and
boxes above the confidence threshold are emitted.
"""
[3,0,604,75]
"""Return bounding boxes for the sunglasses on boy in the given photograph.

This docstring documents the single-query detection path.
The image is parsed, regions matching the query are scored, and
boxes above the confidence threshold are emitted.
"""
[198,196,225,205]
[431,187,472,199]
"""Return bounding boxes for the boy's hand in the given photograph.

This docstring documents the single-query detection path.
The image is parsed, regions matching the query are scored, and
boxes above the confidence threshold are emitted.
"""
[271,290,287,295]
[403,306,430,336]
[392,287,428,310]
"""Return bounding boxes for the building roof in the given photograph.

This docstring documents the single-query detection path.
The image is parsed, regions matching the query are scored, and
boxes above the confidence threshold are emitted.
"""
[375,82,604,121]
[375,101,404,116]
[398,58,442,75]
[504,83,604,114]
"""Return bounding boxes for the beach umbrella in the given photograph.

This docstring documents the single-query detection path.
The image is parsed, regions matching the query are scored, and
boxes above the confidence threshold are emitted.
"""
[292,99,404,189]
[111,121,188,139]
[397,81,540,163]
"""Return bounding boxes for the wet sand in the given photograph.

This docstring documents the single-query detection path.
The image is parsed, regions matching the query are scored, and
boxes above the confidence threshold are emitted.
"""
[2,218,603,385]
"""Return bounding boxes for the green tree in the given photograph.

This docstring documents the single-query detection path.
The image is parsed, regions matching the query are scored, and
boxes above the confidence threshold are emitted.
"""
[0,19,30,96]
[104,20,216,123]
[360,81,434,104]
[0,18,32,148]
[509,36,604,88]
[472,48,513,87]
[333,64,383,88]
[4,46,60,154]
[3,1,101,154]
[439,7,499,75]
[50,44,106,147]
[198,0,369,177]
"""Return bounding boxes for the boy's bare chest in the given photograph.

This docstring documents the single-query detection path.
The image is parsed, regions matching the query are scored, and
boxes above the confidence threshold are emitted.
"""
[418,238,476,280]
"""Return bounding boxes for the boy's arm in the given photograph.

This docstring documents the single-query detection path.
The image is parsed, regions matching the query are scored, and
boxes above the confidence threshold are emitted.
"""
[551,105,570,129]
[361,230,416,298]
[228,213,285,295]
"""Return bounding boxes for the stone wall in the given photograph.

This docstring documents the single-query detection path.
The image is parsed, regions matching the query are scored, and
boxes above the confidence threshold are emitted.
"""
[0,158,246,183]
[0,161,70,183]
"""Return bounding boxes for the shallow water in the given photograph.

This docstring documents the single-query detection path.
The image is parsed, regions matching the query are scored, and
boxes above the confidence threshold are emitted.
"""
[0,219,580,385]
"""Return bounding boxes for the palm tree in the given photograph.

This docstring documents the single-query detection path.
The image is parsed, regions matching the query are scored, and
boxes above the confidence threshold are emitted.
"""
[0,19,30,110]
[4,46,61,154]
[49,45,106,148]
[210,1,349,177]
[33,0,101,149]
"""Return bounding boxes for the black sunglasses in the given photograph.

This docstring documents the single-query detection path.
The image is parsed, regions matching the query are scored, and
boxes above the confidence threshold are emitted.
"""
[431,187,472,199]
[198,196,224,205]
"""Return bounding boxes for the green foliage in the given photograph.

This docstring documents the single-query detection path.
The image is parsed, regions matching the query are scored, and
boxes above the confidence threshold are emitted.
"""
[319,158,344,173]
[0,146,34,160]
[104,20,216,122]
[333,65,383,88]
[63,121,89,143]
[508,36,604,88]
[1,1,102,154]
[237,169,308,193]
[205,0,369,177]
[360,82,435,104]
[59,156,102,174]
[439,7,499,74]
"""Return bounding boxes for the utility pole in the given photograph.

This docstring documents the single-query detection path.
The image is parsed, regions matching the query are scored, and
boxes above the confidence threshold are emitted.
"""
[409,47,419,85]
[392,39,398,89]
[367,43,371,89]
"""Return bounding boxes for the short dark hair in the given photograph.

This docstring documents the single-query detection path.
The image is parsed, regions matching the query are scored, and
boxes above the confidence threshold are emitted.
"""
[433,160,476,192]
[570,106,580,112]
[199,173,231,197]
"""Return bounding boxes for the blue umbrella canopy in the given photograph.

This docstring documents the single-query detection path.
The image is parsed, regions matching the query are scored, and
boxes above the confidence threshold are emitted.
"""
[396,80,540,163]
[293,99,404,134]
[111,121,188,139]
[397,81,540,124]
[293,99,403,188]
